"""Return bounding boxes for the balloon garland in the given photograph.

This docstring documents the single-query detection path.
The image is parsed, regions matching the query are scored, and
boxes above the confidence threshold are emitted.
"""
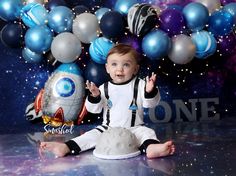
[0,0,235,64]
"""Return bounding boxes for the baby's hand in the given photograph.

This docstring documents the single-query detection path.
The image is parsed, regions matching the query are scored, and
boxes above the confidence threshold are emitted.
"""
[86,80,100,97]
[145,72,157,93]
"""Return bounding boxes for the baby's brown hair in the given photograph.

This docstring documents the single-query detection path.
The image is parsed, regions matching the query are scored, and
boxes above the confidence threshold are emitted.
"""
[107,43,141,64]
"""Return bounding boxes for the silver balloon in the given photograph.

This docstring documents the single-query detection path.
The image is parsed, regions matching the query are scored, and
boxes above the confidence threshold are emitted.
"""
[194,0,221,14]
[72,12,100,44]
[24,0,45,5]
[51,32,82,63]
[168,34,196,65]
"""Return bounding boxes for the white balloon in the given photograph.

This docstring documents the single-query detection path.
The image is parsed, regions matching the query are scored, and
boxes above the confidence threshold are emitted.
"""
[51,32,82,63]
[72,13,100,44]
[168,34,196,65]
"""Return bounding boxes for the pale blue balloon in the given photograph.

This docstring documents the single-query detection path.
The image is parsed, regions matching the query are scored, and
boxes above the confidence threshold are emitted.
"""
[142,29,171,60]
[25,25,53,53]
[0,0,23,21]
[48,6,74,33]
[114,0,138,15]
[183,2,209,31]
[95,7,110,21]
[89,37,114,64]
[22,47,43,63]
[224,2,236,23]
[20,3,48,28]
[191,30,217,59]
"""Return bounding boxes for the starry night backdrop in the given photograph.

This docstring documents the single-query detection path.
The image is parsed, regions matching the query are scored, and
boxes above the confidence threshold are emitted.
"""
[0,0,235,133]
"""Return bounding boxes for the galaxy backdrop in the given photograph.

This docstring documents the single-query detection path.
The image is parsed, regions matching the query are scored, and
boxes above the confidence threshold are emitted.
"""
[0,0,235,133]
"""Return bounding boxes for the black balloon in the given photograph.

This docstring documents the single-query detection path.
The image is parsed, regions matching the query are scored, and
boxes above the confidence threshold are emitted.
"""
[1,22,25,48]
[100,11,125,40]
[45,0,67,11]
[83,60,110,86]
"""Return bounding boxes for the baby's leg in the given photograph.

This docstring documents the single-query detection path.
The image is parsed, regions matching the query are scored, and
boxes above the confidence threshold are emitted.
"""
[40,142,70,157]
[146,141,175,159]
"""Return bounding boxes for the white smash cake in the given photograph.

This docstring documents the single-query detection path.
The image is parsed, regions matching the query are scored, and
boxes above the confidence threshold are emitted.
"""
[93,127,141,159]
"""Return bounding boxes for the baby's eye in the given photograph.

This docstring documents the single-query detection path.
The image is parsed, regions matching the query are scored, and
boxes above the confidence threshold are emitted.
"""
[124,63,130,67]
[111,63,117,66]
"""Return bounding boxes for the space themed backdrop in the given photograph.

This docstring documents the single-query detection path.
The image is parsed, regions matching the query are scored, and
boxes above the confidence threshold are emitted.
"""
[0,0,235,133]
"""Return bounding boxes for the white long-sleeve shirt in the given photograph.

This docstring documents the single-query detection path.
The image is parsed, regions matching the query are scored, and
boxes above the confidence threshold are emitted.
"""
[85,77,160,128]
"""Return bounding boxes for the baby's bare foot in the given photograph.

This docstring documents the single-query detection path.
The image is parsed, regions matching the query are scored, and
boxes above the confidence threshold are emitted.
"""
[146,141,175,159]
[40,142,70,157]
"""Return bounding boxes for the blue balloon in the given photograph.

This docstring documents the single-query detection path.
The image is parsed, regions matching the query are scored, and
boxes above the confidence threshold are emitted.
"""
[183,2,209,31]
[208,10,234,37]
[22,47,43,63]
[0,0,23,21]
[95,7,110,21]
[114,0,138,15]
[191,30,217,59]
[142,29,171,60]
[223,2,236,23]
[84,60,110,86]
[20,3,48,28]
[100,11,125,40]
[89,37,115,64]
[48,6,74,33]
[1,22,24,48]
[24,25,53,53]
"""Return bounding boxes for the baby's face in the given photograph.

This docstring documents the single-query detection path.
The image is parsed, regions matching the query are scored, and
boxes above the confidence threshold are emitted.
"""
[106,53,139,84]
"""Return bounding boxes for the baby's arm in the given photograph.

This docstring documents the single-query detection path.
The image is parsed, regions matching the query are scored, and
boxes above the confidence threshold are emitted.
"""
[86,80,100,97]
[85,81,104,113]
[145,72,157,93]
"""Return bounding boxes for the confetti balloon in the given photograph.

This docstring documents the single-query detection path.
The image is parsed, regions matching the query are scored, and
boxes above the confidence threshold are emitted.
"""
[22,47,43,63]
[142,29,171,60]
[114,0,138,15]
[48,6,74,33]
[208,10,234,37]
[127,4,158,36]
[183,2,209,31]
[24,25,53,54]
[191,30,217,59]
[0,0,23,21]
[89,37,115,64]
[168,34,196,64]
[194,0,221,14]
[51,32,82,63]
[100,11,125,40]
[73,13,100,44]
[20,3,48,28]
